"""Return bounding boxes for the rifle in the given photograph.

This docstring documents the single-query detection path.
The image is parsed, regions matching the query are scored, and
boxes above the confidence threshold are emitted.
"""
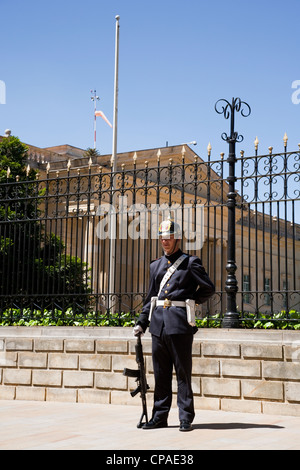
[123,333,149,428]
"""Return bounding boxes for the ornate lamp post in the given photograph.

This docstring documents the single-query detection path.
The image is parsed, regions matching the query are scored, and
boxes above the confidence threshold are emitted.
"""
[215,97,251,328]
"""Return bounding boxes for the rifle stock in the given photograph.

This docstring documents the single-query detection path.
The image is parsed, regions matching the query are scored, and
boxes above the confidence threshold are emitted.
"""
[123,333,149,428]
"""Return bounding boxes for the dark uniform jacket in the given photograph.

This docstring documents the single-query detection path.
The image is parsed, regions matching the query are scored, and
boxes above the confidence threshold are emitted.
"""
[137,249,215,337]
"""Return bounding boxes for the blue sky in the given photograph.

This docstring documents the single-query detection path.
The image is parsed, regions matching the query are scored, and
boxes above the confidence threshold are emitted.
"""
[1,0,299,160]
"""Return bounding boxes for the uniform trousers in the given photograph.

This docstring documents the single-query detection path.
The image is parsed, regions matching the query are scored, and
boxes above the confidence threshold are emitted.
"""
[151,326,195,423]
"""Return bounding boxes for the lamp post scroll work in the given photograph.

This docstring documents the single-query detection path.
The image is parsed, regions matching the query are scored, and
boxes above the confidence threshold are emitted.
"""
[215,97,251,328]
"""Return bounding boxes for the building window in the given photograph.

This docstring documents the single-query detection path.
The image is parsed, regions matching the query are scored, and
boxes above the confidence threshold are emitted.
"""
[243,274,251,304]
[264,277,271,306]
[283,280,288,310]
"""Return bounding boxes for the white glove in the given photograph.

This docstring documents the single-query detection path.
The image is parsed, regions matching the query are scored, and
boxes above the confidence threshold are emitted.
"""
[133,325,144,337]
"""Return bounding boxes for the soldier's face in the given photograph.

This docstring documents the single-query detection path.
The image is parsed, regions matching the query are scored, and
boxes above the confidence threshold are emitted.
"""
[160,235,180,255]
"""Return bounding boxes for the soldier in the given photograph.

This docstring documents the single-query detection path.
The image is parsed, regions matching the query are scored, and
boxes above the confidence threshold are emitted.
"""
[134,218,215,431]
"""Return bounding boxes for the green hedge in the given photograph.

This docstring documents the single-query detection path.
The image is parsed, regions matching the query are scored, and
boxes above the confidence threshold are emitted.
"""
[0,308,300,329]
[197,310,300,330]
[0,308,136,327]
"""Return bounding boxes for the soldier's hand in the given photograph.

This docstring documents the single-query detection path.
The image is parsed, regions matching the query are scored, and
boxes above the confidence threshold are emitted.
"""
[133,325,144,337]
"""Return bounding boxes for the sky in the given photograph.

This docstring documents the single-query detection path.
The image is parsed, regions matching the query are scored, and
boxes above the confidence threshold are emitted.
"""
[1,0,300,161]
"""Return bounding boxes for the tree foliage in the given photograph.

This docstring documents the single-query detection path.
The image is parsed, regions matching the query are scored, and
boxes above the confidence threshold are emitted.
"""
[0,136,90,312]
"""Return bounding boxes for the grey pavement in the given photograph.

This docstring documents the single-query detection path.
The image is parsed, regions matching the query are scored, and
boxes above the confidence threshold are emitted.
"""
[0,400,299,450]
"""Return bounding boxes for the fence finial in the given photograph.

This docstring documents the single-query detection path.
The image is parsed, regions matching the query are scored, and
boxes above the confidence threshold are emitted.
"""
[283,132,288,147]
[254,136,259,150]
[207,142,212,156]
[6,167,11,179]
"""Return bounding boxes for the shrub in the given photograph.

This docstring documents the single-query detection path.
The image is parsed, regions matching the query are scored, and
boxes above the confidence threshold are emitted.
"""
[0,308,136,327]
[0,308,299,329]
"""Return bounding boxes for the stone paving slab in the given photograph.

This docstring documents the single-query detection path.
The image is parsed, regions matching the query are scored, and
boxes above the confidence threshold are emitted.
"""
[0,400,299,450]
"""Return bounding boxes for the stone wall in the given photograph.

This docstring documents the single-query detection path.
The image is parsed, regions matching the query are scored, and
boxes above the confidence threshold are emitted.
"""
[0,327,300,417]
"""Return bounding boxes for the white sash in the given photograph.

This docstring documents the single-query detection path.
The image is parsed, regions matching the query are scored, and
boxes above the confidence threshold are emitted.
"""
[158,254,188,297]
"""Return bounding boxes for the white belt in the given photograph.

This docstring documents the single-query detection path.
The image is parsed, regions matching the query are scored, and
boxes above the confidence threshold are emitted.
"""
[149,297,196,326]
[156,300,186,308]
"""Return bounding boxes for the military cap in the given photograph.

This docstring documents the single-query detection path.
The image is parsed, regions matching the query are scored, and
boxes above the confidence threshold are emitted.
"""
[158,218,181,237]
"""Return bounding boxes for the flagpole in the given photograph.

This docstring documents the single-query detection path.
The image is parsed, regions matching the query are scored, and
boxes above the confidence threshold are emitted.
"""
[109,15,120,314]
[111,15,120,173]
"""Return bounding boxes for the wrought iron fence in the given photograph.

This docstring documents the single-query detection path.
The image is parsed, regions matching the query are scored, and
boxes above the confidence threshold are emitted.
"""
[0,102,299,327]
[0,141,299,327]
